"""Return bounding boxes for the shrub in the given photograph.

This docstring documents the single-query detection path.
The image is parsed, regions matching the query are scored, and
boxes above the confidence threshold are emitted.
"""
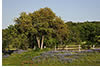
[81,45,92,49]
[87,45,91,49]
[34,48,41,51]
[81,45,87,49]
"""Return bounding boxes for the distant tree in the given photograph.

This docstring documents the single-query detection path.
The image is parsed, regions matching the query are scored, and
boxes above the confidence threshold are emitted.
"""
[79,21,100,45]
[2,25,30,50]
[2,29,9,50]
[65,22,81,45]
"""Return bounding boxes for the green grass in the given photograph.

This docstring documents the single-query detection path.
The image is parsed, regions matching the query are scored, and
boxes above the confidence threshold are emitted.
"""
[2,48,51,66]
[2,49,100,66]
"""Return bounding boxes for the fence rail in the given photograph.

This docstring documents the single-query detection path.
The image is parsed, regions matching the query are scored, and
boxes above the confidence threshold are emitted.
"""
[55,45,100,51]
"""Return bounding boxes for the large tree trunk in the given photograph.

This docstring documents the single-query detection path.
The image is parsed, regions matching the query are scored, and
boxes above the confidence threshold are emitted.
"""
[36,36,40,48]
[41,36,44,49]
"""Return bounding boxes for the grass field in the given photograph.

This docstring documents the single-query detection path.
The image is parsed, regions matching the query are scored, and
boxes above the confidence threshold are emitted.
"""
[2,48,100,66]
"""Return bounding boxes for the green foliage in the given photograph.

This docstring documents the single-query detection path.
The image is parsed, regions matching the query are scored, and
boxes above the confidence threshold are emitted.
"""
[44,37,58,48]
[79,22,100,45]
[2,25,30,50]
[2,7,100,50]
[81,45,87,49]
[66,21,100,46]
[87,45,91,49]
[14,7,69,49]
[66,22,81,44]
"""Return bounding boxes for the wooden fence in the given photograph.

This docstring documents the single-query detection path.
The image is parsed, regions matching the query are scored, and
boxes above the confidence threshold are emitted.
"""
[56,45,81,51]
[55,45,100,51]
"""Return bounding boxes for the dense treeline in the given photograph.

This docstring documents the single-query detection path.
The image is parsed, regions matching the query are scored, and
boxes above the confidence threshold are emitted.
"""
[66,21,100,46]
[2,7,100,51]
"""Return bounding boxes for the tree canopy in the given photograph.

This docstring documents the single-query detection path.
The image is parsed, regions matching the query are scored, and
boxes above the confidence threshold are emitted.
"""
[2,7,100,50]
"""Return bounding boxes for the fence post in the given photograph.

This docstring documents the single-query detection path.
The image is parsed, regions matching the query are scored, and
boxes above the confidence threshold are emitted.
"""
[79,45,81,52]
[34,46,36,50]
[66,45,68,50]
[55,45,56,51]
[93,45,95,49]
[44,46,46,48]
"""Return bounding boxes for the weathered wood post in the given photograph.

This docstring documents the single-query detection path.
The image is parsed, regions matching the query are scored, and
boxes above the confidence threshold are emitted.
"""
[79,45,81,52]
[44,46,46,48]
[34,46,36,50]
[55,45,56,51]
[93,45,95,49]
[66,45,68,50]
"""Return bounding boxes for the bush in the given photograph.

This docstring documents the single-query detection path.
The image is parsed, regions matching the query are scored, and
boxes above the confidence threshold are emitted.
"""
[34,48,41,51]
[87,45,91,49]
[81,45,91,49]
[81,45,87,49]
